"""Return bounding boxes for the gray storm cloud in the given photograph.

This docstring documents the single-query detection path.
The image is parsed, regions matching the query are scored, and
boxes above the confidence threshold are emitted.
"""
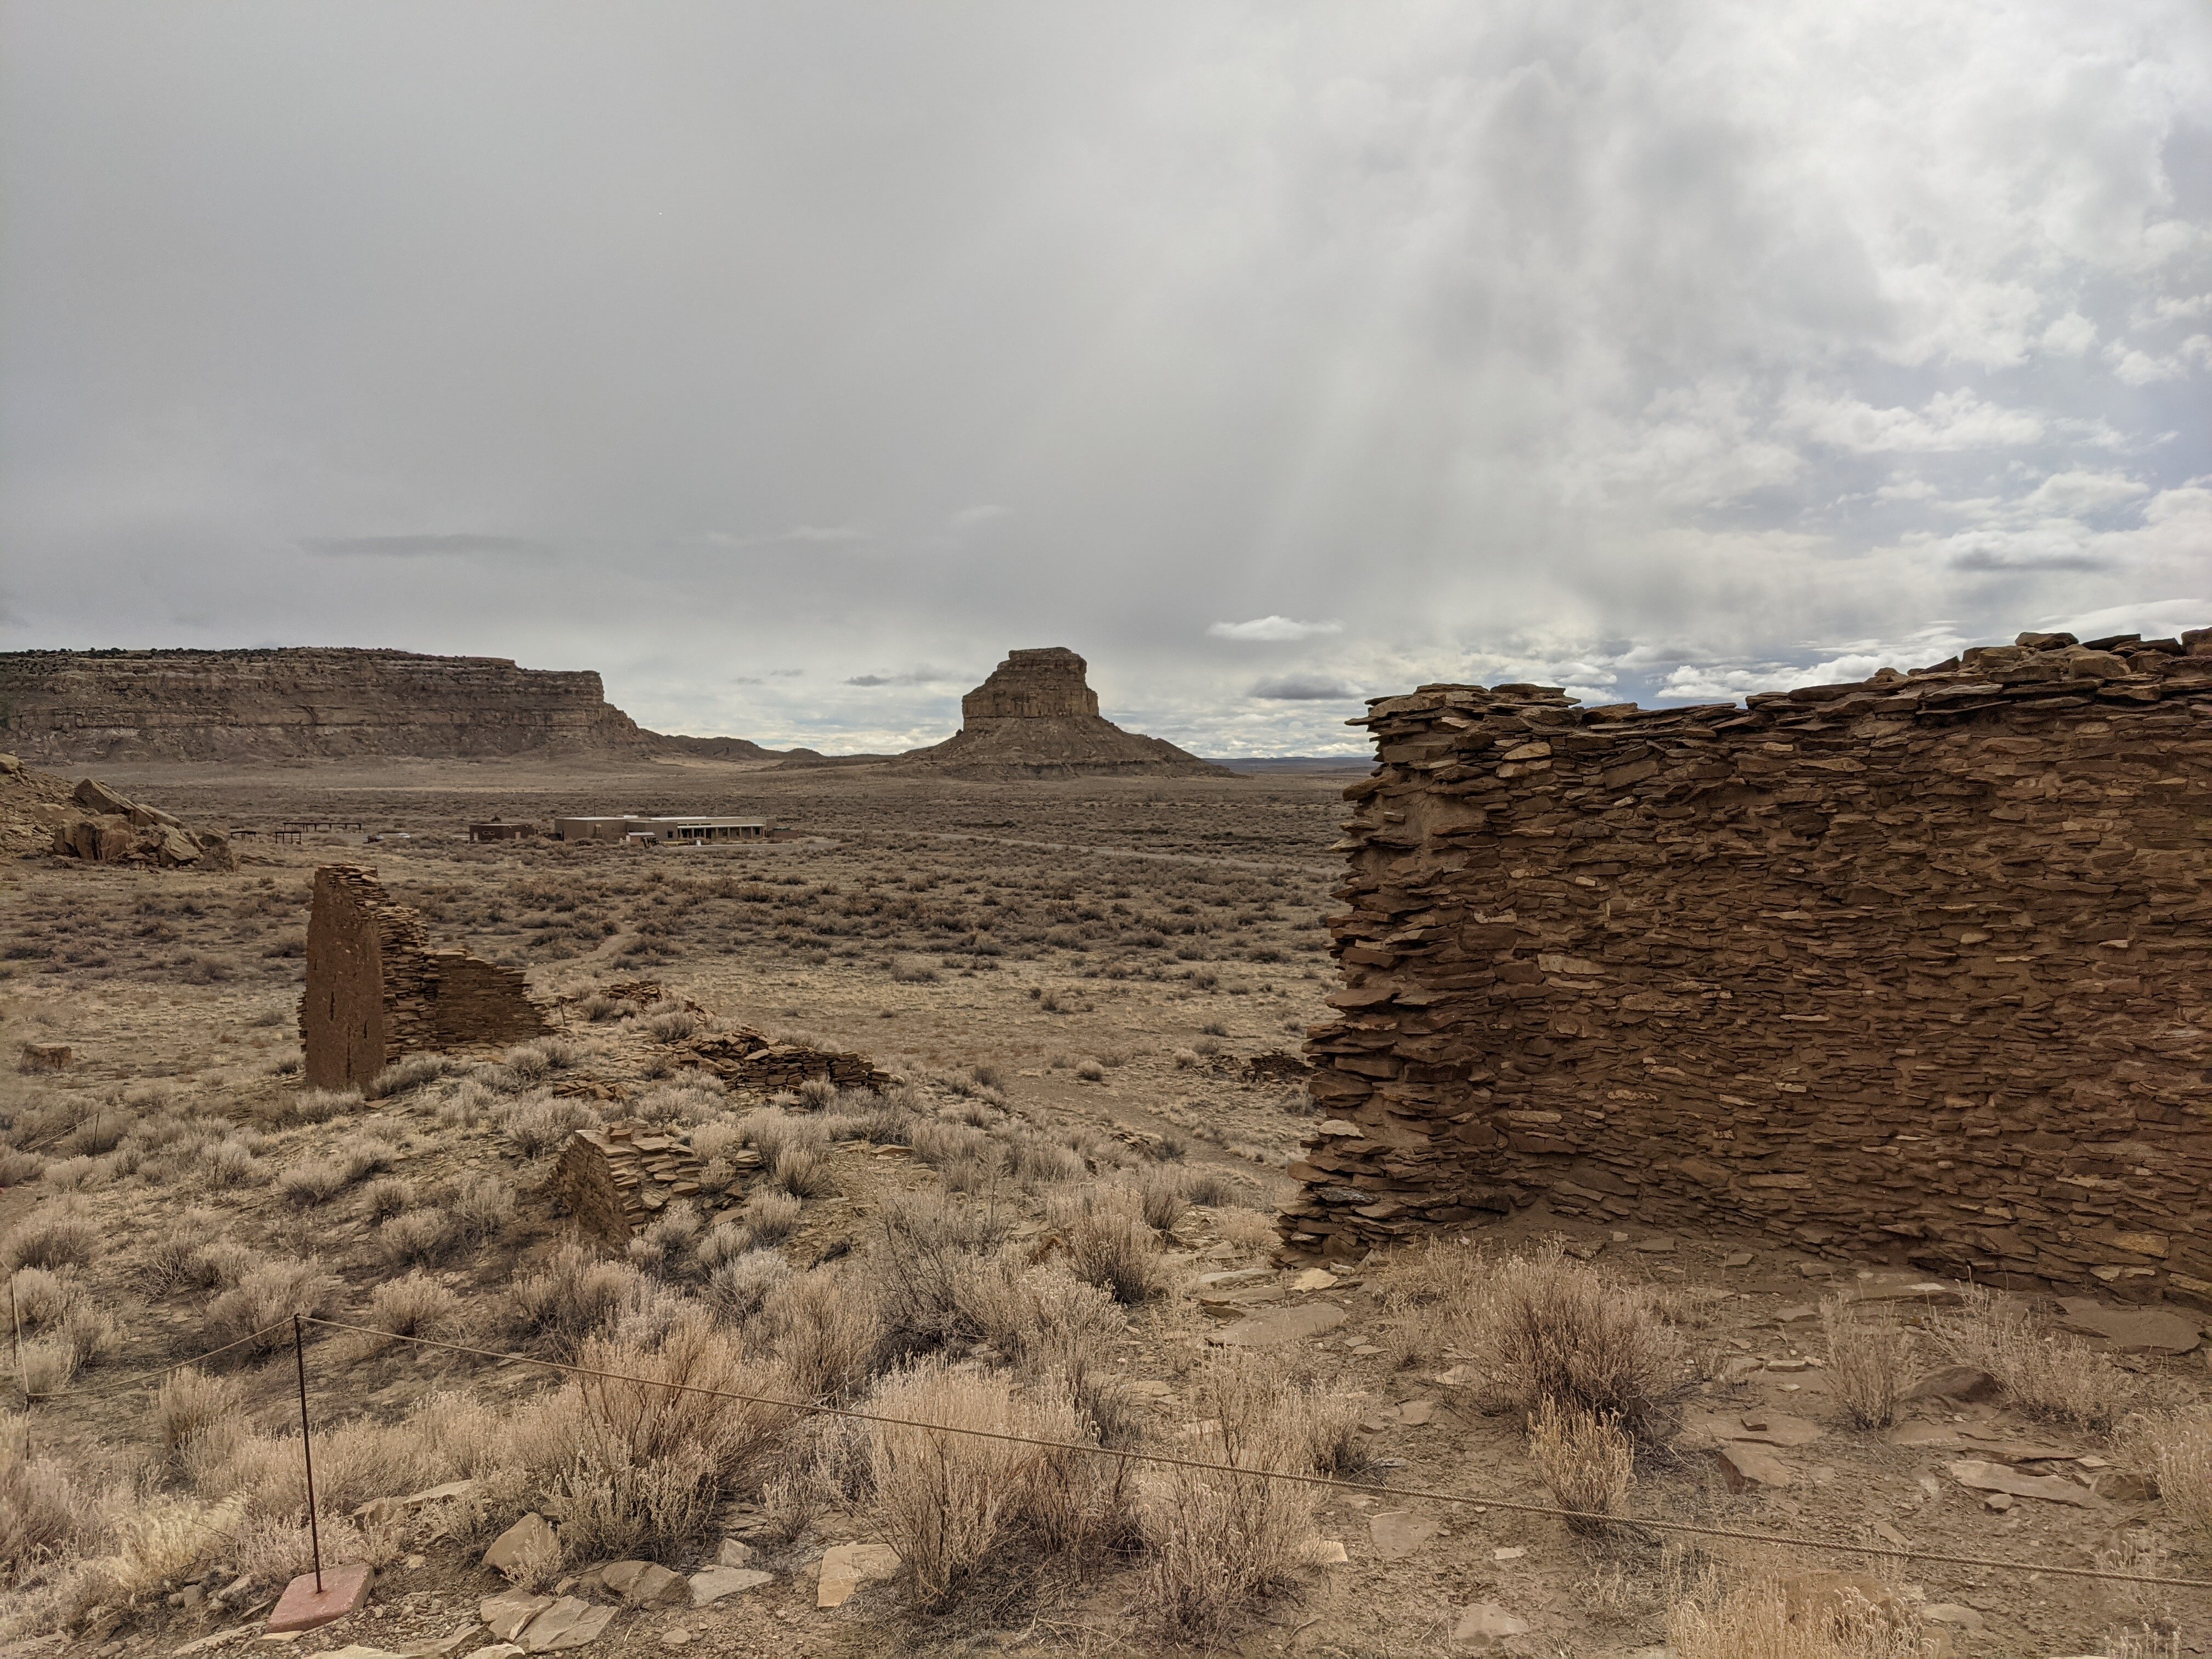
[2,1,2207,754]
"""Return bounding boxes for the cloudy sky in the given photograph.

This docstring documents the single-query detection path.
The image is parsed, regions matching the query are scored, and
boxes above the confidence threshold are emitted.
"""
[3,3,2208,754]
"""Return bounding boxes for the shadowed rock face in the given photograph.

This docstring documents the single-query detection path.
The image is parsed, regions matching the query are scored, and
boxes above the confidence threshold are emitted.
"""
[904,647,1229,778]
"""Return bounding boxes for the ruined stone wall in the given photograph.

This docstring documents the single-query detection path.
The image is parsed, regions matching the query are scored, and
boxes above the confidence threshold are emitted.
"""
[1289,628,2212,1307]
[301,865,548,1090]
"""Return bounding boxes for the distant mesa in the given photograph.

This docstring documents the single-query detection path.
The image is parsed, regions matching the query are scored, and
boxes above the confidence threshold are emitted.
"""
[0,647,794,765]
[895,647,1229,778]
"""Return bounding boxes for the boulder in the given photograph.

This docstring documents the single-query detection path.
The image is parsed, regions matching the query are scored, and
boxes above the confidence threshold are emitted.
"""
[482,1513,559,1576]
[71,777,130,815]
[689,1566,772,1607]
[816,1542,900,1609]
[517,1597,616,1652]
[1899,1365,1999,1403]
[479,1592,553,1642]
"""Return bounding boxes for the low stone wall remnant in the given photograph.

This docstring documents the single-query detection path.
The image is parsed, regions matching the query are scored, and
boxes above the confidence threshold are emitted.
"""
[1289,627,2212,1306]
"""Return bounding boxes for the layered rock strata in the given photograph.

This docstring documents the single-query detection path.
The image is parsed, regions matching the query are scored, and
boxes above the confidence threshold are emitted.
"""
[301,865,549,1090]
[899,648,1228,777]
[1289,628,2212,1306]
[0,648,656,761]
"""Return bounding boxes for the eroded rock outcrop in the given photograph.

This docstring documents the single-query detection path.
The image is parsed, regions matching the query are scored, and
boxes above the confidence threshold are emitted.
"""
[2,755,234,867]
[0,648,661,762]
[899,648,1227,777]
[1290,625,2212,1305]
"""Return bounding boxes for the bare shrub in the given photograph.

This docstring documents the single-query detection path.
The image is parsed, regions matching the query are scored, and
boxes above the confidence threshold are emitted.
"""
[360,1176,416,1221]
[206,1262,341,1355]
[0,1435,87,1572]
[366,1054,449,1099]
[8,1268,70,1330]
[1142,1353,1329,1640]
[549,1316,796,1559]
[1051,1187,1170,1306]
[1182,1167,1238,1207]
[773,1141,835,1199]
[286,1087,360,1125]
[1215,1206,1280,1256]
[742,1188,803,1244]
[644,1007,698,1043]
[889,955,940,984]
[578,994,624,1023]
[379,1209,454,1266]
[1132,1167,1188,1233]
[513,1242,651,1356]
[865,1358,1124,1610]
[1463,1243,1691,1441]
[797,1076,838,1110]
[705,1248,791,1326]
[761,1265,887,1401]
[2,1202,97,1270]
[157,1365,245,1465]
[498,1094,599,1158]
[1821,1299,1915,1430]
[1074,1058,1105,1082]
[449,1173,515,1242]
[275,1157,348,1207]
[1667,1569,1933,1659]
[19,1337,78,1395]
[204,1138,264,1188]
[2152,1410,2212,1545]
[1528,1400,1634,1532]
[363,1271,464,1347]
[627,1201,704,1277]
[58,1299,120,1371]
[1931,1284,2133,1432]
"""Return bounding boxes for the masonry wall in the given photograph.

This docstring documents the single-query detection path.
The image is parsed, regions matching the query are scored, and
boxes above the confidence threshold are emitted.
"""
[301,865,548,1090]
[1288,628,2212,1306]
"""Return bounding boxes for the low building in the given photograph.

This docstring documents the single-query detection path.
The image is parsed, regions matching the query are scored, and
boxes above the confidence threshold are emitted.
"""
[554,814,770,845]
[467,820,539,842]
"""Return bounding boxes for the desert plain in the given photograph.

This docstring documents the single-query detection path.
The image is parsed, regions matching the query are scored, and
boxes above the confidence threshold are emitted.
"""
[1,756,2207,1659]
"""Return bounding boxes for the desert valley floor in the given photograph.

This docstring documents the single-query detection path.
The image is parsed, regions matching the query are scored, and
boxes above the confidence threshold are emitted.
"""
[1,757,2208,1658]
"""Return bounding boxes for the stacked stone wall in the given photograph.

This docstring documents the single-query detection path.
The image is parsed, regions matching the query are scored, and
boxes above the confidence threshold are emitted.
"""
[301,865,549,1090]
[1288,628,2212,1306]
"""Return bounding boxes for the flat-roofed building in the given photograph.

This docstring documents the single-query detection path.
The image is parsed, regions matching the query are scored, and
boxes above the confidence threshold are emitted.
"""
[555,815,769,845]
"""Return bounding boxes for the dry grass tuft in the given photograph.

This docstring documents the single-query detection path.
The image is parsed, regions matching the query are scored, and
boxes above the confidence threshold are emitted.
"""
[1820,1299,1915,1430]
[0,1432,87,1572]
[865,1357,1121,1609]
[1932,1284,2134,1432]
[1051,1186,1171,1306]
[156,1367,245,1465]
[1141,1353,1333,1640]
[761,1264,888,1401]
[512,1242,649,1356]
[363,1270,464,1347]
[1667,1569,1934,1659]
[205,1262,341,1355]
[2152,1409,2212,1546]
[1528,1399,1634,1533]
[2,1203,98,1271]
[1463,1243,1690,1440]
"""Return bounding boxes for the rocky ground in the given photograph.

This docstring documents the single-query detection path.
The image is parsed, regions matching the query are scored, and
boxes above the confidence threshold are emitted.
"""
[0,760,2206,1658]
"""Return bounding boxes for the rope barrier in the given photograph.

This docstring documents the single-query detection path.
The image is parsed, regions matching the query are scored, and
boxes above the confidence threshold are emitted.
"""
[297,1315,2212,1591]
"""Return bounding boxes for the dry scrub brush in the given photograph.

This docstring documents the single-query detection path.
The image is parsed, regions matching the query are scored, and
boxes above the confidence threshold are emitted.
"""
[1528,1400,1635,1533]
[1141,1353,1355,1640]
[2152,1409,2212,1549]
[1667,1568,1937,1659]
[1463,1243,1692,1441]
[1048,1186,1171,1306]
[1820,1299,1916,1430]
[864,1358,1132,1611]
[1932,1284,2134,1432]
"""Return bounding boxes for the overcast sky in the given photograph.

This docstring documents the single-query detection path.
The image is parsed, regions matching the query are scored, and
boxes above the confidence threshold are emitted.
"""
[3,3,2208,754]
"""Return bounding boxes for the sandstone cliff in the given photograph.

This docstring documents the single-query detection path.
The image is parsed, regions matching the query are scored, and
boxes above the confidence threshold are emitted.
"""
[0,648,734,763]
[897,648,1228,778]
